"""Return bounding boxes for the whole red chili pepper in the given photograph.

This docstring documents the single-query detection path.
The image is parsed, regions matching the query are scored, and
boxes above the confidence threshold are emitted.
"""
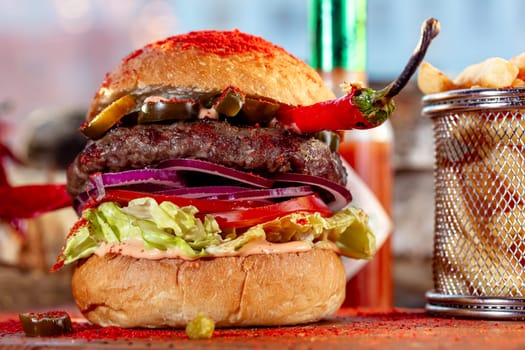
[276,83,394,133]
[276,18,440,134]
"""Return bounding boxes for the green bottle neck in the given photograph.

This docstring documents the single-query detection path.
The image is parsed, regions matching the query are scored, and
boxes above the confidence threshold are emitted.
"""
[309,0,367,73]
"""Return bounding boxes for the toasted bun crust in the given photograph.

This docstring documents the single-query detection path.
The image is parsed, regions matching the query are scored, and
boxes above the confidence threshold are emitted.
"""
[72,249,346,328]
[88,30,335,121]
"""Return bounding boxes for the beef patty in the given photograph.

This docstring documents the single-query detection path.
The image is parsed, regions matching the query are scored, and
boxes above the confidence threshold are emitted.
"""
[67,120,347,197]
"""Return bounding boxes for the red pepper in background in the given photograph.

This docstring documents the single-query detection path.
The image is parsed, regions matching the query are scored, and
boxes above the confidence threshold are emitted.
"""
[0,121,72,232]
[276,18,440,134]
[0,184,72,222]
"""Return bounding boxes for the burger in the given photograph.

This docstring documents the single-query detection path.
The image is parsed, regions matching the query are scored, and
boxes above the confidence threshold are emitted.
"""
[52,30,376,328]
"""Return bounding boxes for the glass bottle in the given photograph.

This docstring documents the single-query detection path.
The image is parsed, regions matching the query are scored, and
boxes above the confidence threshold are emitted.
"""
[309,0,393,309]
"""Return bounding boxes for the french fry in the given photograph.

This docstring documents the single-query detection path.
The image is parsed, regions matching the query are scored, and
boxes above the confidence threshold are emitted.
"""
[484,115,525,146]
[437,144,525,295]
[432,169,524,296]
[487,204,525,279]
[485,145,525,200]
[417,61,457,94]
[437,170,525,296]
[509,52,525,80]
[458,158,507,218]
[511,78,525,87]
[432,199,473,295]
[457,225,525,296]
[453,57,519,89]
[441,112,493,163]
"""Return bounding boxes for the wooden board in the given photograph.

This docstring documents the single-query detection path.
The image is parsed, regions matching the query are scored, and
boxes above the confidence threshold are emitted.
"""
[2,308,525,349]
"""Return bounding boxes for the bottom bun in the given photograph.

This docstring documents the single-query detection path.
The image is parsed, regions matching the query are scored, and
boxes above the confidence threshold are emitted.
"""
[72,248,346,328]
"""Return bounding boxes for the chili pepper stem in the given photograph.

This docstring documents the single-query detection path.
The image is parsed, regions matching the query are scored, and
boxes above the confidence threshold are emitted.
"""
[384,18,440,99]
[344,18,440,128]
[344,83,395,128]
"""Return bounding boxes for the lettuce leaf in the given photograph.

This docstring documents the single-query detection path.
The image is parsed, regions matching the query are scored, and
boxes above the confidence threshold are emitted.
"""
[58,197,375,267]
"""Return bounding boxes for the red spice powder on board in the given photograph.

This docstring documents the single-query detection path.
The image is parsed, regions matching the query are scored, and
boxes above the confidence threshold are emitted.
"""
[0,309,434,342]
[0,319,362,342]
[0,310,390,340]
[3,308,525,348]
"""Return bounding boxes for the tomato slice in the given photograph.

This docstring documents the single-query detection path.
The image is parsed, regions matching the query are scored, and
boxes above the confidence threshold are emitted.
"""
[97,189,269,213]
[211,194,332,229]
[92,190,332,230]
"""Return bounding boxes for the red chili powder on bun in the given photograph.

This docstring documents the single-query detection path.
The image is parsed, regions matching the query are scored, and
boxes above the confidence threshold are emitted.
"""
[124,29,287,63]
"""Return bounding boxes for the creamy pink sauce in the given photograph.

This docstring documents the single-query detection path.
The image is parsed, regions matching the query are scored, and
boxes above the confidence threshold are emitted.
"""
[94,239,338,260]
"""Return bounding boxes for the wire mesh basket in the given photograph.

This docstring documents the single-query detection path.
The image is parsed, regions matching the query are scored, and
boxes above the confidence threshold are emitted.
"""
[422,88,525,319]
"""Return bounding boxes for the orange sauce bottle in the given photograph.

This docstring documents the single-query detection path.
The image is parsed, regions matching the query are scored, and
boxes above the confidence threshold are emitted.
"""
[339,129,393,308]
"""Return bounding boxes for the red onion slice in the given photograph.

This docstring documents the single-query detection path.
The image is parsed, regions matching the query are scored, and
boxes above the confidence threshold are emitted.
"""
[157,158,274,188]
[155,186,251,198]
[88,169,185,190]
[73,190,95,216]
[75,158,352,216]
[270,173,352,212]
[205,185,314,201]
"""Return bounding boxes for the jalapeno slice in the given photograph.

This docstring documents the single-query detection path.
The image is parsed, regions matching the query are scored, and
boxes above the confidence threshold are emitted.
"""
[138,100,199,124]
[241,97,281,123]
[186,313,215,339]
[315,131,340,152]
[82,88,287,137]
[19,311,73,337]
[80,95,136,139]
[213,87,245,117]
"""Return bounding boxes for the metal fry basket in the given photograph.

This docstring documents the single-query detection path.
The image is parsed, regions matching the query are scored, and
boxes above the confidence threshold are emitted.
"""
[422,88,525,319]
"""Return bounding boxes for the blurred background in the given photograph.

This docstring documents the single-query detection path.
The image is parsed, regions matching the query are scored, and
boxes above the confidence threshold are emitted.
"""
[1,0,524,310]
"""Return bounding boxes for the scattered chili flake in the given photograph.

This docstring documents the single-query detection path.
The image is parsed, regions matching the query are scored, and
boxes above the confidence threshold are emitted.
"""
[0,319,22,336]
[148,30,285,58]
[123,49,143,63]
[51,218,89,272]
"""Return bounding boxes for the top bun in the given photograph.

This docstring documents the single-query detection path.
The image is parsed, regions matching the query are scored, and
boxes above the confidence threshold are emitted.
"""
[87,30,335,121]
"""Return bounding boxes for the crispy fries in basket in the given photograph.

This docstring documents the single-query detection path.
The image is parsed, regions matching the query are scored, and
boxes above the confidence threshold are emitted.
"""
[418,53,525,93]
